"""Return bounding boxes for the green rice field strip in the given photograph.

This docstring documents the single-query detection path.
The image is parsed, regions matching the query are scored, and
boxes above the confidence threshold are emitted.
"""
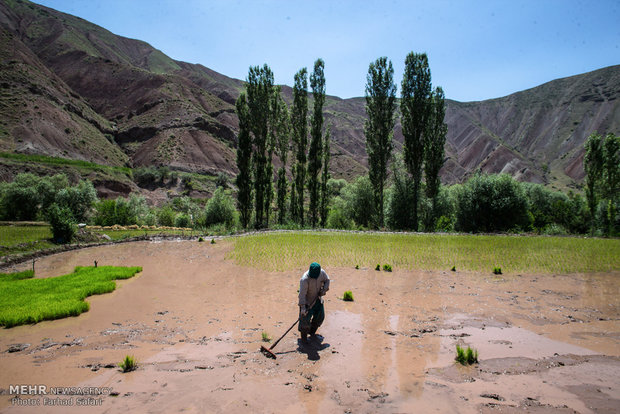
[0,266,142,327]
[0,269,34,281]
[228,232,620,274]
[0,224,55,256]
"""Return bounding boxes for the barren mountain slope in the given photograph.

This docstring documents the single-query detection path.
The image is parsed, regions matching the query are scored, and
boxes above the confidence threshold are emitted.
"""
[1,0,618,191]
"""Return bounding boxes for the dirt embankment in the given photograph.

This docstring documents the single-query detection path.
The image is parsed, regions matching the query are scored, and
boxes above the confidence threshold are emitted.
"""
[0,240,618,413]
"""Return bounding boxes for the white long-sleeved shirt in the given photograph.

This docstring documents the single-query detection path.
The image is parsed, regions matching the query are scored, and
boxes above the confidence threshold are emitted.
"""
[298,269,330,307]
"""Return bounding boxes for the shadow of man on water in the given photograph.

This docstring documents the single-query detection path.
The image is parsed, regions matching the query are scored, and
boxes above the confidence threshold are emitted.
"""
[297,334,330,361]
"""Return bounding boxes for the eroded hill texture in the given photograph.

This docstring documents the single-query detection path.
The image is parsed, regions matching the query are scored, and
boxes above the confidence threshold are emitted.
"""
[1,0,619,192]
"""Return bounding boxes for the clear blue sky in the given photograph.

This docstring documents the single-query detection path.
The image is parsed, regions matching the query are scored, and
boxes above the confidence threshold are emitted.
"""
[36,0,620,102]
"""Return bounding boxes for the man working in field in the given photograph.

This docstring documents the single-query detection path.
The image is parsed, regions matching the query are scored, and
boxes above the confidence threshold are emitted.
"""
[298,262,330,344]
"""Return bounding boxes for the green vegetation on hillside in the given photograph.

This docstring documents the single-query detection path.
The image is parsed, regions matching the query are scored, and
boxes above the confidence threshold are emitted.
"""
[0,152,131,175]
[228,232,620,274]
[0,266,142,327]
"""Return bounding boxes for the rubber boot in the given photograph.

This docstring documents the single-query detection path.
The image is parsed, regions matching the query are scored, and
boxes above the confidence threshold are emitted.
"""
[300,333,308,344]
[309,326,318,339]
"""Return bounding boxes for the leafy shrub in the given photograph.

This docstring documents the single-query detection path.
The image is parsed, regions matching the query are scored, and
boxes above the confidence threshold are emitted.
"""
[382,264,392,272]
[215,172,229,188]
[157,206,176,227]
[204,188,236,228]
[181,176,194,191]
[36,174,69,213]
[386,162,416,230]
[435,215,455,232]
[0,173,41,220]
[93,197,136,226]
[47,203,76,244]
[133,166,159,187]
[119,355,137,372]
[174,213,191,228]
[455,174,530,233]
[455,345,478,365]
[542,223,568,235]
[55,180,98,223]
[343,291,354,301]
[326,201,354,230]
[340,176,375,228]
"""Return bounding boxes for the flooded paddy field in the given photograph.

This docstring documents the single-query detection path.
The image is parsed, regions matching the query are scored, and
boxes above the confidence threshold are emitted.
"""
[0,239,618,413]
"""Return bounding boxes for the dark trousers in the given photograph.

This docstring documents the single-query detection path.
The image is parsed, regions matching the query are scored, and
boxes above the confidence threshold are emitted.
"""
[298,300,325,336]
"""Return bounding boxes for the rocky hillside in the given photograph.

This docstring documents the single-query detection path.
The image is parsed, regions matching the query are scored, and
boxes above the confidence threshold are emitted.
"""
[1,0,619,194]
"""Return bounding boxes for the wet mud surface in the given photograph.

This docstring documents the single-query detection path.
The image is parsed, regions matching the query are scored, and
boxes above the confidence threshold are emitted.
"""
[0,240,619,413]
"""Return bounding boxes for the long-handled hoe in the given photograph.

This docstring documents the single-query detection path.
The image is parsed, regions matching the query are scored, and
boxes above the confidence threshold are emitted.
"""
[260,299,317,359]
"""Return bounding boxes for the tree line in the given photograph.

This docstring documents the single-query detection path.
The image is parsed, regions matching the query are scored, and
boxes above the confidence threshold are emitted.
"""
[235,59,330,229]
[233,53,618,236]
[235,53,448,231]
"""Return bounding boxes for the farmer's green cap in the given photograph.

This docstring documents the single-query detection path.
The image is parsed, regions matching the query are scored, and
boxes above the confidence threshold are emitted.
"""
[309,262,321,279]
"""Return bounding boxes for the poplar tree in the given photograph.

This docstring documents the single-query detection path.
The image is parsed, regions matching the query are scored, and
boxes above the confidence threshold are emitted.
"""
[271,86,290,225]
[290,164,297,220]
[291,68,308,226]
[235,93,252,228]
[308,58,326,227]
[584,133,604,234]
[401,52,432,231]
[364,57,396,228]
[246,64,274,229]
[424,86,447,226]
[320,124,331,227]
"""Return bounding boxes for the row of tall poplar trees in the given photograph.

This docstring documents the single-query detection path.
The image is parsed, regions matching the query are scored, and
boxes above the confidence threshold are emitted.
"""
[364,52,447,230]
[235,60,330,229]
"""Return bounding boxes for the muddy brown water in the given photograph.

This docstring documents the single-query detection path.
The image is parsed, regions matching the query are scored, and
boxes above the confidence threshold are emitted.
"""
[0,240,619,413]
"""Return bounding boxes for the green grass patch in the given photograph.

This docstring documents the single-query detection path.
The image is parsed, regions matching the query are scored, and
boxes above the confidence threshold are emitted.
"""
[228,232,620,274]
[455,345,478,365]
[0,269,34,281]
[342,290,354,301]
[0,265,142,327]
[0,152,131,176]
[0,224,53,247]
[119,355,137,373]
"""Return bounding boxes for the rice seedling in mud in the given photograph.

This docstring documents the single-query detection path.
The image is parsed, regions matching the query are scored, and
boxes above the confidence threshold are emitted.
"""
[0,266,142,327]
[228,232,620,274]
[455,345,478,365]
[493,267,502,275]
[261,331,271,342]
[383,264,392,272]
[342,291,354,301]
[375,264,381,271]
[119,355,137,373]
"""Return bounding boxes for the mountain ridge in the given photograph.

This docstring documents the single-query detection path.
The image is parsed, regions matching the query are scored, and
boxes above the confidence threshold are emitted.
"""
[1,0,619,198]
